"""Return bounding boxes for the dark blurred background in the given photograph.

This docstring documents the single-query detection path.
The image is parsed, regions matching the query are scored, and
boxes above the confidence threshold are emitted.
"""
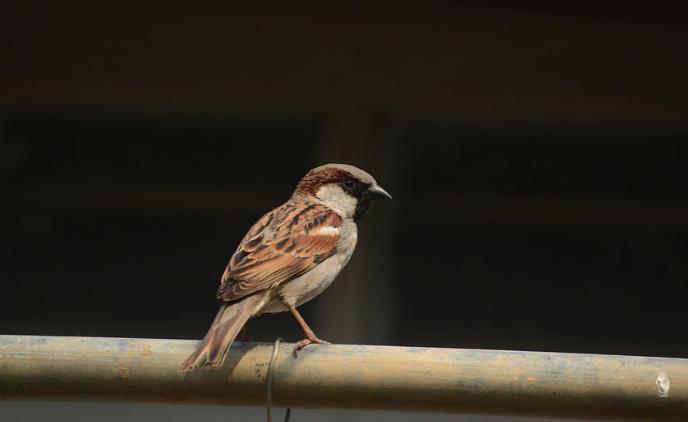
[2,1,687,421]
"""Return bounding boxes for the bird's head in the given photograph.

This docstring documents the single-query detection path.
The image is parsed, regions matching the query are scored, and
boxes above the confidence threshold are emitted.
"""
[293,163,392,222]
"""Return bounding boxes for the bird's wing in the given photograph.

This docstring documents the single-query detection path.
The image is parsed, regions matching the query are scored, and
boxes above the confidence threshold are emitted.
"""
[218,202,342,302]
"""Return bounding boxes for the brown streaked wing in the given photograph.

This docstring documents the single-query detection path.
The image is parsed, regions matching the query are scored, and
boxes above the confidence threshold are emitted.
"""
[217,202,342,302]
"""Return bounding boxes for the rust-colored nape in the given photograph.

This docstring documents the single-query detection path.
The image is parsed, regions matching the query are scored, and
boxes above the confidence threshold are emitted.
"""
[294,166,353,196]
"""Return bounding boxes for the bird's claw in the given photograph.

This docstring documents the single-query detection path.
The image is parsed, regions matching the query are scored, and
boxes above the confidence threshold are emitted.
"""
[292,337,331,357]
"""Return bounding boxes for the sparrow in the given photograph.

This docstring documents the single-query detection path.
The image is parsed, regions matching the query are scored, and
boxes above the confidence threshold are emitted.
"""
[182,163,391,371]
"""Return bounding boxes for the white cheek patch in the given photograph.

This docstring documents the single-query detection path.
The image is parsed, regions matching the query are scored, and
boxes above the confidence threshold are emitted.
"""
[310,226,340,236]
[315,184,357,219]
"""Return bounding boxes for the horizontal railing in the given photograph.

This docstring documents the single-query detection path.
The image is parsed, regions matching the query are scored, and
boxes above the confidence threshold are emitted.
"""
[0,335,685,420]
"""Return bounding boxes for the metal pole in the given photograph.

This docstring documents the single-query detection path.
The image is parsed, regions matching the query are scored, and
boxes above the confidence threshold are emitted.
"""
[0,335,685,420]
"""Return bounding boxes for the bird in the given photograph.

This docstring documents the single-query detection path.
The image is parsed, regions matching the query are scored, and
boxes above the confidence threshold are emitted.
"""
[182,163,391,371]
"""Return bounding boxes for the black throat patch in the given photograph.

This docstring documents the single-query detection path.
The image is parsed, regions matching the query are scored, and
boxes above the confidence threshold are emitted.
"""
[354,199,370,223]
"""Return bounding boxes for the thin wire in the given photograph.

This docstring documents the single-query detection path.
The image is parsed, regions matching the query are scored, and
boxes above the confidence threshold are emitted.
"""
[266,337,291,422]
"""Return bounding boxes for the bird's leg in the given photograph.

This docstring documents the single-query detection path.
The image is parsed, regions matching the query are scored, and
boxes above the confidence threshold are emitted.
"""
[288,304,330,354]
[240,323,253,342]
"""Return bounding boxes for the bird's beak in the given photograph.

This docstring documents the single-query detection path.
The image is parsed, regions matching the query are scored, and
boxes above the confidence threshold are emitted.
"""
[365,184,392,201]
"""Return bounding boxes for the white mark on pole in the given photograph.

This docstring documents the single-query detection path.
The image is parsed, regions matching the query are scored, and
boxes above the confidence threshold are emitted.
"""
[656,372,670,398]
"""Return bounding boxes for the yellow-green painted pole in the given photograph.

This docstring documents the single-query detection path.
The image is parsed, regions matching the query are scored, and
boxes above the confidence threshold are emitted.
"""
[0,335,685,420]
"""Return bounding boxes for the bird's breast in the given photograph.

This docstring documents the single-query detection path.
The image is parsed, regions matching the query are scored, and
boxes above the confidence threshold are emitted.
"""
[262,221,358,313]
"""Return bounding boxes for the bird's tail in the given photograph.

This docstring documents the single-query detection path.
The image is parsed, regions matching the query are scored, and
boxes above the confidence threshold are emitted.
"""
[182,294,265,372]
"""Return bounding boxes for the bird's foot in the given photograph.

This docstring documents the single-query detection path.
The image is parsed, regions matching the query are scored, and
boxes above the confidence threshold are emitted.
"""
[292,336,331,356]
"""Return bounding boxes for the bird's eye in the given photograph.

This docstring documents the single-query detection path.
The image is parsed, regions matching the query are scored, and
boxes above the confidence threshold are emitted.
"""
[343,179,355,189]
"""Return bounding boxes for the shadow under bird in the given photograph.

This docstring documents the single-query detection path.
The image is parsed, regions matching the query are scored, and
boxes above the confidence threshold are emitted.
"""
[182,163,391,371]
